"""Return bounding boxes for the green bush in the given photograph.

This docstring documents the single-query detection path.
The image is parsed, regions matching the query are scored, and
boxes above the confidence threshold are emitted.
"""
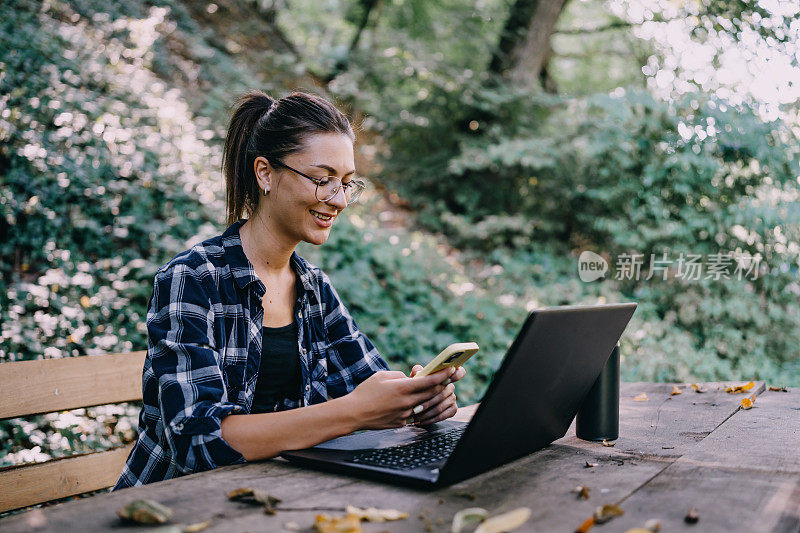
[369,80,800,384]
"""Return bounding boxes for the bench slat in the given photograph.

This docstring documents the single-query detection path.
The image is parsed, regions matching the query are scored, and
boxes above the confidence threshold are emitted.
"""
[0,444,133,513]
[0,352,146,419]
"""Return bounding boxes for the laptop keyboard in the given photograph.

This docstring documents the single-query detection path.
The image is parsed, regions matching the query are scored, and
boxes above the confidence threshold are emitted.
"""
[348,425,467,470]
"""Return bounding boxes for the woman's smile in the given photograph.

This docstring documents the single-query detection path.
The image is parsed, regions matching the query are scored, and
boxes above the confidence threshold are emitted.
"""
[310,208,336,227]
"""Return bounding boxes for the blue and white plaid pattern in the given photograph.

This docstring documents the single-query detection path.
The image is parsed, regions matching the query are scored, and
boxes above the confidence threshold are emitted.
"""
[113,219,389,489]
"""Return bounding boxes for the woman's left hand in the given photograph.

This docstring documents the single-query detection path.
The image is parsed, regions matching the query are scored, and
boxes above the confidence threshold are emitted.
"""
[408,364,467,425]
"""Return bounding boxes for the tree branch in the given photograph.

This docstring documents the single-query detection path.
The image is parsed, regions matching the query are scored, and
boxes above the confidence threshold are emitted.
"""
[554,20,633,34]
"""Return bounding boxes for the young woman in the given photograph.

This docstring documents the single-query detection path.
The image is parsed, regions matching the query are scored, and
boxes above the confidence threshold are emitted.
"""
[114,91,466,489]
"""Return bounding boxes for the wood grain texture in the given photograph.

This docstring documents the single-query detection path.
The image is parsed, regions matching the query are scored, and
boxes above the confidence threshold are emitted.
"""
[0,351,146,419]
[611,387,800,533]
[0,382,794,533]
[0,445,133,513]
[559,381,767,457]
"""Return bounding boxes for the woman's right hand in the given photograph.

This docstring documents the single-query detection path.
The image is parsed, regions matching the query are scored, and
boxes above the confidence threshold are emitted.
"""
[345,368,456,430]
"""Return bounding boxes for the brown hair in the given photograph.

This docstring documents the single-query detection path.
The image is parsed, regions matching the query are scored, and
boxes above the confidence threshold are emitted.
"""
[222,90,356,225]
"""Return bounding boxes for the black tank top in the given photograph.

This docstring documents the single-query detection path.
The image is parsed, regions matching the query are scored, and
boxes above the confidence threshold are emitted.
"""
[250,322,301,413]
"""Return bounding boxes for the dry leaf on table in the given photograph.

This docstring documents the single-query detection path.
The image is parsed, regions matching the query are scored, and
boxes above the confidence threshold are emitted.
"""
[584,461,598,468]
[623,519,661,533]
[633,393,648,401]
[684,507,700,524]
[451,507,489,533]
[182,521,212,532]
[227,487,282,513]
[644,518,662,531]
[670,385,682,395]
[314,513,362,533]
[602,439,616,447]
[575,516,595,533]
[344,506,408,522]
[725,381,754,393]
[117,499,174,525]
[691,383,707,393]
[593,504,625,524]
[474,507,531,533]
[740,397,754,410]
[769,386,788,392]
[571,486,590,500]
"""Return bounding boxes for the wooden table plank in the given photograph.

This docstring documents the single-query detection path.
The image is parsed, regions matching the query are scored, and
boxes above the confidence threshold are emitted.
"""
[610,387,800,533]
[559,381,767,458]
[0,382,781,533]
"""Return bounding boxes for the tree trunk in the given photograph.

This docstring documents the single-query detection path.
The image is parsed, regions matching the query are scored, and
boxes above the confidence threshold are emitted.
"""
[489,0,570,88]
[324,0,382,84]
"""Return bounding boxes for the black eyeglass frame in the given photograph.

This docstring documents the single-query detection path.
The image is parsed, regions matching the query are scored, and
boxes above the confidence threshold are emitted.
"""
[270,160,366,205]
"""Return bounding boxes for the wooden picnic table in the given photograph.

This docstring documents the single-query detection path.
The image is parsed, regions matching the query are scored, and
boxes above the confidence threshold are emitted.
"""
[2,381,798,532]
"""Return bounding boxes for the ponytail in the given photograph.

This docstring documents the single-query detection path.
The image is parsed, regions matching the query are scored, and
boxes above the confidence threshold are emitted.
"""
[222,90,355,226]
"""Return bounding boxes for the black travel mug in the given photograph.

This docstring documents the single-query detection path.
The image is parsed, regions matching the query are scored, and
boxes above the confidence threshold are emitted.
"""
[576,342,620,441]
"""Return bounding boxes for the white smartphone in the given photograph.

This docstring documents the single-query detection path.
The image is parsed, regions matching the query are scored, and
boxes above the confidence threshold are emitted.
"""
[415,342,479,377]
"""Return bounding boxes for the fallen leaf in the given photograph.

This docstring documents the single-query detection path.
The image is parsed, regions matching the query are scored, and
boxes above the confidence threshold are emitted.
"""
[684,507,699,524]
[117,499,173,525]
[633,393,648,401]
[314,513,362,533]
[769,386,789,392]
[571,486,590,500]
[624,529,652,533]
[182,521,211,532]
[602,439,616,447]
[593,504,624,524]
[584,461,598,468]
[670,385,682,395]
[227,487,252,500]
[474,507,531,533]
[644,518,662,531]
[227,487,281,513]
[344,506,408,522]
[575,516,595,533]
[451,507,489,533]
[691,384,707,393]
[454,491,477,501]
[725,381,754,394]
[740,397,754,410]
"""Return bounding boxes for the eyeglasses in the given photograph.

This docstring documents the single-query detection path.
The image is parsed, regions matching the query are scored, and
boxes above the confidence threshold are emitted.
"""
[270,160,366,205]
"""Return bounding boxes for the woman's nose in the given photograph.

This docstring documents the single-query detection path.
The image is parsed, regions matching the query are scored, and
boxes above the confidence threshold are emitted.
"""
[326,185,348,210]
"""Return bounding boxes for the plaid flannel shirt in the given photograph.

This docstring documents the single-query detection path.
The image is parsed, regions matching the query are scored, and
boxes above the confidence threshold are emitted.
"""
[113,219,389,489]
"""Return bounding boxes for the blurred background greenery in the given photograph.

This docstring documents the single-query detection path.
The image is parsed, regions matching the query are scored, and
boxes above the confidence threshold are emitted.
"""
[1,0,798,469]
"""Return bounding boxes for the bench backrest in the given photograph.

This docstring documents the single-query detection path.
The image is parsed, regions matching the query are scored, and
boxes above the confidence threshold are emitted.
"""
[0,351,146,513]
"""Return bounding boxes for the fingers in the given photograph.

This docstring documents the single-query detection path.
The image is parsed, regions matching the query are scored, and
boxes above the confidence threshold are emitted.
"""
[403,367,455,392]
[449,366,467,384]
[410,364,424,378]
[416,399,458,426]
[413,383,455,417]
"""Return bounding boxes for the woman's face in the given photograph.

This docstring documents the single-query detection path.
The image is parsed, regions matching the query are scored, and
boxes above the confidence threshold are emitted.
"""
[257,132,355,247]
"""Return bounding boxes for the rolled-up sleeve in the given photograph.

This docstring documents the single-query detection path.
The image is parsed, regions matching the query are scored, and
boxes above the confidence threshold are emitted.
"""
[147,264,246,474]
[319,272,390,398]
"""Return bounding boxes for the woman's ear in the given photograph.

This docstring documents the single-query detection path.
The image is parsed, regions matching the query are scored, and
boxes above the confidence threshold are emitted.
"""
[253,156,272,194]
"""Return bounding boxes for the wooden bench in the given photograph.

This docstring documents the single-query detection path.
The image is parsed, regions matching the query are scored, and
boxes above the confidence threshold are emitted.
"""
[0,351,146,513]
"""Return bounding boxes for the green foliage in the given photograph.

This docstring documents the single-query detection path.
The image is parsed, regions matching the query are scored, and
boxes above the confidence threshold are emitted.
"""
[0,0,227,364]
[371,78,800,385]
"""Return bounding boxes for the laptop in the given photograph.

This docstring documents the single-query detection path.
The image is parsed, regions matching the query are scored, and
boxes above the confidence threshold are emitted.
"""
[281,302,637,488]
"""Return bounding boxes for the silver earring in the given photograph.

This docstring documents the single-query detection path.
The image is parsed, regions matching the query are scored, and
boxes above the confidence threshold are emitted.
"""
[263,186,269,196]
